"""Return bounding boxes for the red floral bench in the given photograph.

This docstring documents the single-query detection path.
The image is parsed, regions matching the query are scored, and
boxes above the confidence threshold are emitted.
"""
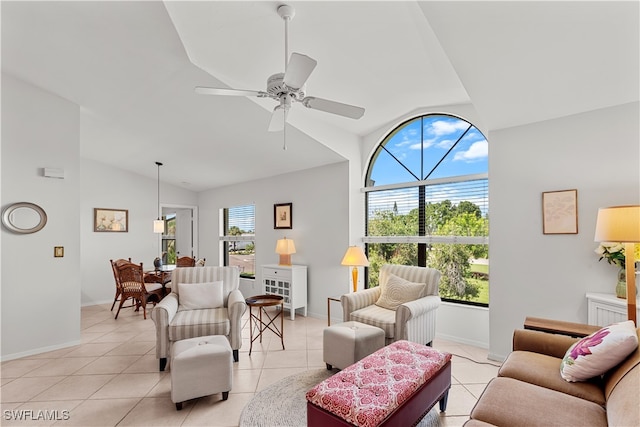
[306,340,451,427]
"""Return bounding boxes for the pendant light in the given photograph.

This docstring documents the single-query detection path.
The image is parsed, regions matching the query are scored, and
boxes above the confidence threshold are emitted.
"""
[153,161,165,233]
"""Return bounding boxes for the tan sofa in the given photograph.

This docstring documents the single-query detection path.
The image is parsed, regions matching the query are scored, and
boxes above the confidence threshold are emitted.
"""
[465,318,640,427]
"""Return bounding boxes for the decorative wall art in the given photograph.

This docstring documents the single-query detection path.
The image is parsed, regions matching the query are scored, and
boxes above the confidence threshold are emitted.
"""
[94,208,128,232]
[274,203,292,229]
[542,189,578,234]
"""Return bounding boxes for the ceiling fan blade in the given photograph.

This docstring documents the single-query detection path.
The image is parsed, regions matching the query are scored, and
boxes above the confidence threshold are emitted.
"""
[283,53,317,90]
[301,97,365,119]
[195,86,267,97]
[268,105,289,132]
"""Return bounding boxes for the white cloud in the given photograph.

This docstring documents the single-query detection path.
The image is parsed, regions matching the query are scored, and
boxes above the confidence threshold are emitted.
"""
[427,119,470,136]
[453,140,488,162]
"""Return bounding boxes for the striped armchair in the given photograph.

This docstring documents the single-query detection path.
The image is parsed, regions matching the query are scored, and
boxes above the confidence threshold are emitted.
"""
[151,266,246,371]
[341,264,441,346]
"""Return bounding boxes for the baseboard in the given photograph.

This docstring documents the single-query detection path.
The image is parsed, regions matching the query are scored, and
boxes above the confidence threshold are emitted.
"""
[487,352,506,363]
[435,332,489,349]
[1,339,81,362]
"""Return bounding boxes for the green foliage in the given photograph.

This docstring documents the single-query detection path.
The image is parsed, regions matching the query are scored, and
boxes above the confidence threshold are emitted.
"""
[367,199,489,303]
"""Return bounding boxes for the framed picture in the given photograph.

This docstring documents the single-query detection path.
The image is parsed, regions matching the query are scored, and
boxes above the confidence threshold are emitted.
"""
[542,189,578,234]
[94,208,128,232]
[274,203,292,229]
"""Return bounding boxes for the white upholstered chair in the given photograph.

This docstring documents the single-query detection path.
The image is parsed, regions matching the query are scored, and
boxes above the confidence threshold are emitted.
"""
[151,266,246,371]
[340,264,441,346]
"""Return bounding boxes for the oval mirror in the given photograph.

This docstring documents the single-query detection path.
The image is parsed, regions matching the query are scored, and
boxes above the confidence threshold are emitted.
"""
[2,202,47,234]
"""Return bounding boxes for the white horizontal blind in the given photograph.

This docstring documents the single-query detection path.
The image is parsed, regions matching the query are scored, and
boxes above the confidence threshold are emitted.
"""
[219,204,255,241]
[365,175,488,244]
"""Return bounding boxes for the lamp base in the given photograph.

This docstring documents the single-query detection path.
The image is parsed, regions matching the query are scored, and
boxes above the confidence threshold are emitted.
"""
[351,267,358,292]
[278,254,292,266]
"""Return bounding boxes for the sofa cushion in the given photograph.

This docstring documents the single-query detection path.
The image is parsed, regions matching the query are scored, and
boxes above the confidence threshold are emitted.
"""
[169,308,230,342]
[375,273,425,310]
[470,377,607,427]
[498,351,605,405]
[560,320,638,382]
[178,281,224,310]
[350,304,396,338]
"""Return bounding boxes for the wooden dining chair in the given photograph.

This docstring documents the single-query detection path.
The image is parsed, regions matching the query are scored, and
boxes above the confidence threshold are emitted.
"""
[113,260,164,319]
[176,256,196,267]
[110,258,132,311]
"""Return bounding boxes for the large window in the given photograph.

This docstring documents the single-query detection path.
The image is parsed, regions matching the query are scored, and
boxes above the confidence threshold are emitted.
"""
[221,204,255,279]
[364,114,489,306]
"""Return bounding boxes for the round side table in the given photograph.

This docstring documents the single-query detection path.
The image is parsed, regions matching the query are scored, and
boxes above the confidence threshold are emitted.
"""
[245,294,285,355]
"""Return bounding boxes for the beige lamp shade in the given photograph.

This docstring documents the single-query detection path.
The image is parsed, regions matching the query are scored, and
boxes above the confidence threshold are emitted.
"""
[275,238,296,265]
[153,219,165,234]
[594,205,640,243]
[341,246,370,267]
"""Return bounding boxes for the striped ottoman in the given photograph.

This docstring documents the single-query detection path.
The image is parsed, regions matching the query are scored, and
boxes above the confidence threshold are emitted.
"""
[307,340,451,427]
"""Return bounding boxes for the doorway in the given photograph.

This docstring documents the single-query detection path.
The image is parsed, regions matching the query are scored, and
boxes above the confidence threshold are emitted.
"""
[161,204,199,265]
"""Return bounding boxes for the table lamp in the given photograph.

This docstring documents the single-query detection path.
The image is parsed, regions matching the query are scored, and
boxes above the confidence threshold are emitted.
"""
[341,246,369,292]
[594,205,640,324]
[275,237,296,266]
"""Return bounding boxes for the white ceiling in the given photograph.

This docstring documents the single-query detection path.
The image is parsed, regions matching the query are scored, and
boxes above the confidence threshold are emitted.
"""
[2,1,638,191]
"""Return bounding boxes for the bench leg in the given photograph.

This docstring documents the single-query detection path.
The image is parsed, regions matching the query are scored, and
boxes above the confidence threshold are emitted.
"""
[176,402,183,411]
[159,357,167,371]
[222,391,229,401]
[326,363,333,370]
[233,349,239,362]
[439,390,449,412]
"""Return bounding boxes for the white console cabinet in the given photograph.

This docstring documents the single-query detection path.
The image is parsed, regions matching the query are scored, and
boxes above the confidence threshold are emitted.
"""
[262,264,307,320]
[586,292,640,326]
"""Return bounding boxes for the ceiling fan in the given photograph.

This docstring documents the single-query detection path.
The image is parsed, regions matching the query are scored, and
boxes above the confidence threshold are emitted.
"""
[195,4,365,135]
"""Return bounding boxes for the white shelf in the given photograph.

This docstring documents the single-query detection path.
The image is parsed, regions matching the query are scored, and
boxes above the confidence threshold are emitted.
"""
[262,264,307,320]
[586,292,640,326]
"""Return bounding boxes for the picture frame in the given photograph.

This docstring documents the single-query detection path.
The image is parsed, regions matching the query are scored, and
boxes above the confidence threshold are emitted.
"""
[542,189,578,234]
[94,208,128,232]
[274,203,292,229]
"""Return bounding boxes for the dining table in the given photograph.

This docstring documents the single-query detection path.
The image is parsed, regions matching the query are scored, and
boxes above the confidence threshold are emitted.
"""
[144,264,175,297]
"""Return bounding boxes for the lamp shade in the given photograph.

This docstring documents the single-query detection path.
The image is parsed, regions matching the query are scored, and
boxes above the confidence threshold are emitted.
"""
[275,238,296,255]
[341,246,369,267]
[594,205,640,242]
[153,219,165,234]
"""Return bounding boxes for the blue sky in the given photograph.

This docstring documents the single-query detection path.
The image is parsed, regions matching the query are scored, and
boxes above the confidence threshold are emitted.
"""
[369,115,488,187]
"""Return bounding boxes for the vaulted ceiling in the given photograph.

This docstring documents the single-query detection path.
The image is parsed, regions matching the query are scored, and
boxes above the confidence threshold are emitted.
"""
[2,1,638,191]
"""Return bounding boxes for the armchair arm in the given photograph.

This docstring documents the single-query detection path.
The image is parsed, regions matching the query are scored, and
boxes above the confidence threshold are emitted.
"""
[226,289,247,351]
[151,293,179,359]
[396,295,440,343]
[340,287,381,322]
[512,329,580,359]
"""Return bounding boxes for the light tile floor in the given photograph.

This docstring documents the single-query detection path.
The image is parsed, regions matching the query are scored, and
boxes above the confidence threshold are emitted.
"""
[1,303,500,426]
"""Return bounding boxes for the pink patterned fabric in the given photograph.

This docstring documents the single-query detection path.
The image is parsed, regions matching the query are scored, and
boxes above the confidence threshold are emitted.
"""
[306,340,451,427]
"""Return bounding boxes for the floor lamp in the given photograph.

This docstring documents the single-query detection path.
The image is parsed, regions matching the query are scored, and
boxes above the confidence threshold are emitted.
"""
[594,205,640,325]
[341,246,369,293]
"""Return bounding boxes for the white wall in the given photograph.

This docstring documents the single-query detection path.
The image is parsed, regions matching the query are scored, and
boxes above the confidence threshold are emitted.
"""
[488,102,640,360]
[1,73,82,359]
[80,158,197,306]
[198,161,351,318]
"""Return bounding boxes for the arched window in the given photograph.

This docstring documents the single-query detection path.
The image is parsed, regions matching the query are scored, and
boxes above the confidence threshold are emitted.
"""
[364,114,489,306]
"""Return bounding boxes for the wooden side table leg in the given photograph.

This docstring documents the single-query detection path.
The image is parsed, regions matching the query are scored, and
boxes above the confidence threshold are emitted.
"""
[280,302,285,350]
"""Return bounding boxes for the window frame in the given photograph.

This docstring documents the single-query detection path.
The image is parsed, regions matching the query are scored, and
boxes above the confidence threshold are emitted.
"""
[364,114,489,307]
[220,204,256,279]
